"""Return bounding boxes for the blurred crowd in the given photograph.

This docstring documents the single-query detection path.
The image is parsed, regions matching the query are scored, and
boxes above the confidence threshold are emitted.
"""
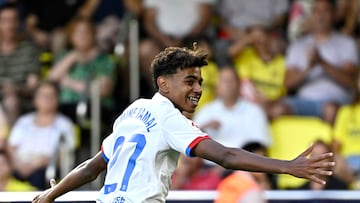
[0,0,360,201]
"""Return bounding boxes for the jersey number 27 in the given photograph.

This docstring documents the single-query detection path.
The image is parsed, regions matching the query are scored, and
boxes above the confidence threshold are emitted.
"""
[105,134,146,194]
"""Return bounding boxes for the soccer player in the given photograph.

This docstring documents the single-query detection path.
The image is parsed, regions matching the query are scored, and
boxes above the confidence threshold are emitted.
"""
[33,46,335,203]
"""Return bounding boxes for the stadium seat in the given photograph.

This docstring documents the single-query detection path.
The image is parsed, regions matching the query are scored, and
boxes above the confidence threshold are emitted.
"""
[268,116,332,189]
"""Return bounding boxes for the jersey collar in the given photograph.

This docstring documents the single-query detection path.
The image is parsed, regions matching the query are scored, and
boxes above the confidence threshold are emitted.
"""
[152,92,175,108]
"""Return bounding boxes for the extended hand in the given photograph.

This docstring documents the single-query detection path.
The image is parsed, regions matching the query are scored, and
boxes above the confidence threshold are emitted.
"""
[287,144,335,185]
[32,179,57,203]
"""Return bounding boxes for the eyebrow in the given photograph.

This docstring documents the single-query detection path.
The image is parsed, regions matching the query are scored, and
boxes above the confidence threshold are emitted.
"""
[185,75,201,80]
[184,75,203,85]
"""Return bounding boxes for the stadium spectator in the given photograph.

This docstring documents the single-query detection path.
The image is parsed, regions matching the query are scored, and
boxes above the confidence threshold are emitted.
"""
[298,140,349,190]
[139,0,214,95]
[214,0,288,66]
[288,0,359,42]
[171,155,222,190]
[270,0,359,125]
[7,81,75,190]
[333,71,360,179]
[172,67,271,190]
[194,67,271,148]
[95,0,145,53]
[48,17,116,124]
[0,3,41,125]
[193,39,219,110]
[215,142,270,203]
[241,142,272,190]
[92,0,125,24]
[287,0,314,42]
[334,0,359,37]
[0,105,8,150]
[232,25,286,116]
[0,150,36,191]
[23,0,98,52]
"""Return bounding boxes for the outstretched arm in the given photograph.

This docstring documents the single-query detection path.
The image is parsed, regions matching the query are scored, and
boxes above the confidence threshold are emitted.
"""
[193,139,334,184]
[33,152,106,203]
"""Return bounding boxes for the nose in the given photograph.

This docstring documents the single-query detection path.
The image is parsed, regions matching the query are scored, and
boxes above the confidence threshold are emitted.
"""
[193,82,202,94]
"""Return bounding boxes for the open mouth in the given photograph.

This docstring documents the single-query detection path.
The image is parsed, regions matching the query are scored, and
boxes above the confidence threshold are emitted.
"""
[188,96,200,106]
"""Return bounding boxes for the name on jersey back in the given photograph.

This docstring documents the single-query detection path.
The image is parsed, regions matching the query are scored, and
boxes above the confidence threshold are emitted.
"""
[118,107,157,132]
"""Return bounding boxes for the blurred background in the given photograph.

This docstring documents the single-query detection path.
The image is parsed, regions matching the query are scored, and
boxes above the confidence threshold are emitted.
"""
[0,0,360,202]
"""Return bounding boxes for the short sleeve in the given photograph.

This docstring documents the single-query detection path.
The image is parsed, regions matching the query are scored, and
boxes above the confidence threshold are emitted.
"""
[101,133,114,163]
[286,42,306,70]
[8,118,26,147]
[340,38,359,65]
[162,113,209,157]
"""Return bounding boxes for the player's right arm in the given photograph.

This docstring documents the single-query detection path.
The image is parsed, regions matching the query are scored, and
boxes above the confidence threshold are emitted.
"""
[192,139,335,185]
[32,152,106,203]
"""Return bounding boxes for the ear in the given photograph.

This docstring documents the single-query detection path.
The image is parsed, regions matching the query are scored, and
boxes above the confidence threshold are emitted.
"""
[157,76,170,94]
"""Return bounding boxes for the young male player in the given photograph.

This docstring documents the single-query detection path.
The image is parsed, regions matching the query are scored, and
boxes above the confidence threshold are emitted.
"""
[33,46,335,203]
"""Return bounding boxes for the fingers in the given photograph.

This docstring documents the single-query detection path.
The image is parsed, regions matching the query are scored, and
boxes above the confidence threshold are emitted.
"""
[32,194,39,203]
[50,178,56,188]
[299,144,314,158]
[313,161,336,168]
[309,174,326,185]
[313,168,333,176]
[310,152,334,162]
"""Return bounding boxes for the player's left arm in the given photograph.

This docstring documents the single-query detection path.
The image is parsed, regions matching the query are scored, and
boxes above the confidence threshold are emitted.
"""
[192,139,335,185]
[32,152,106,203]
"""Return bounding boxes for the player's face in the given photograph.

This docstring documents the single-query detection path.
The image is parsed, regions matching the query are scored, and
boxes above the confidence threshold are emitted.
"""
[166,67,203,113]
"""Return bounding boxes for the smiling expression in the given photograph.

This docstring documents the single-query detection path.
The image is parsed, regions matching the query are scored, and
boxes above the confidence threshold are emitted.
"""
[160,67,203,113]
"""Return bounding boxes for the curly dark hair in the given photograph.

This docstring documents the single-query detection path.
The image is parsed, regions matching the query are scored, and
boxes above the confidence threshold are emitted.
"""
[151,45,208,91]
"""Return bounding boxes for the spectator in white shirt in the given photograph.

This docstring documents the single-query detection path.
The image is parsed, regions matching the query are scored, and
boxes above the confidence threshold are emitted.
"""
[194,67,271,148]
[172,67,271,190]
[270,0,359,125]
[8,81,75,190]
[139,0,215,94]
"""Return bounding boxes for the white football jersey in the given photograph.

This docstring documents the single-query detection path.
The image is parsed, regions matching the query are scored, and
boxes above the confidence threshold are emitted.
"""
[97,93,209,203]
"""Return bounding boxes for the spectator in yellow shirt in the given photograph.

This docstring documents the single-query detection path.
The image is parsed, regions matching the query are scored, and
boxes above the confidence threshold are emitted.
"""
[0,150,36,191]
[194,39,219,110]
[333,72,360,177]
[232,25,286,117]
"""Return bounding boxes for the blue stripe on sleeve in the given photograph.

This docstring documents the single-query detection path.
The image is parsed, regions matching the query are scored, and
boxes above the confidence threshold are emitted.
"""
[185,147,192,157]
[101,152,109,163]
